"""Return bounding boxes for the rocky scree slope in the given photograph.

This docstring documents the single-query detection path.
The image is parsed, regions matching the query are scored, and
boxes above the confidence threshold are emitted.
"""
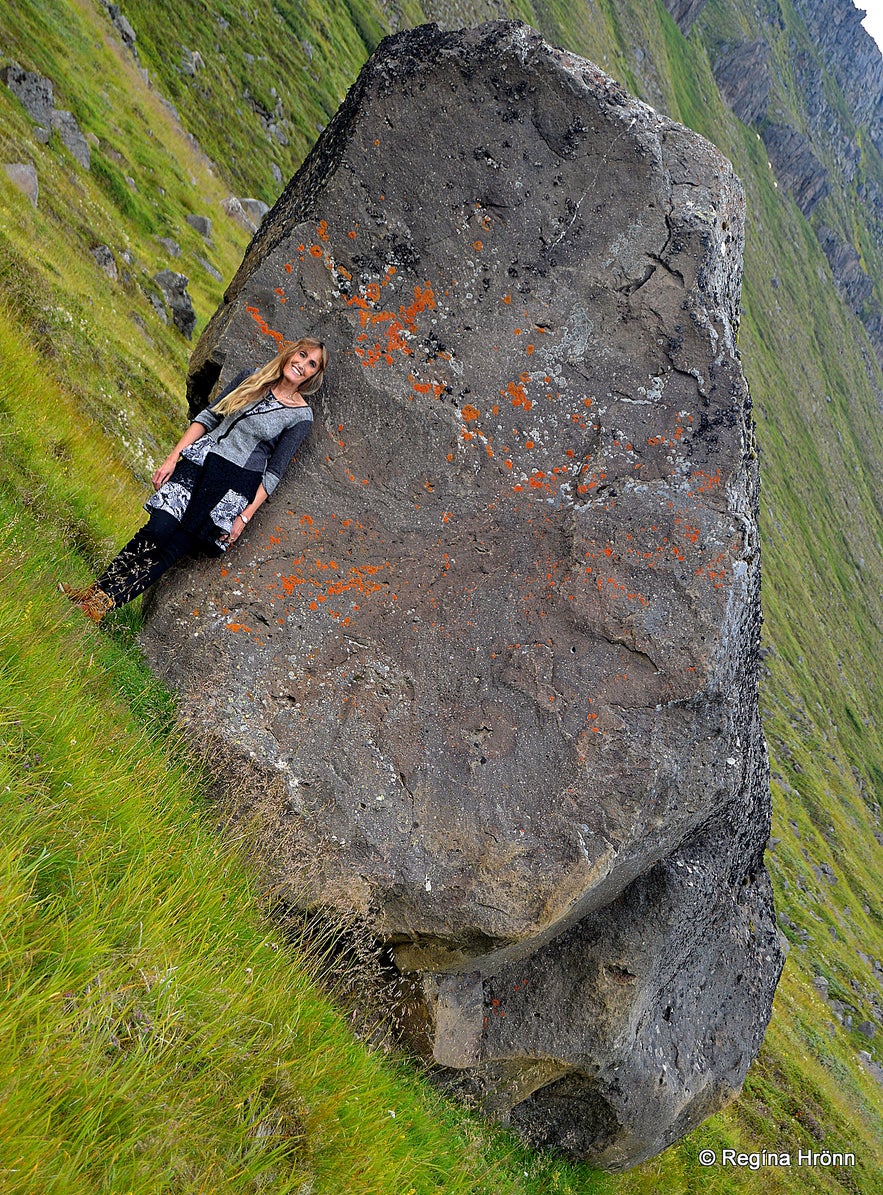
[665,0,883,374]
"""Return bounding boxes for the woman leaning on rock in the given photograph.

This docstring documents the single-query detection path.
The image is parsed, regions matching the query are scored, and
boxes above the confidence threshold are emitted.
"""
[62,338,328,622]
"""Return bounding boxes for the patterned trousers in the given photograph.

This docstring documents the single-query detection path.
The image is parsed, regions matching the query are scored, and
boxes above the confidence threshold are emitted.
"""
[98,510,222,606]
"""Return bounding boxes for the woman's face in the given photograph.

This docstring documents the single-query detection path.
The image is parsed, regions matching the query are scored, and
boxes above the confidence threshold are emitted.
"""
[284,345,324,390]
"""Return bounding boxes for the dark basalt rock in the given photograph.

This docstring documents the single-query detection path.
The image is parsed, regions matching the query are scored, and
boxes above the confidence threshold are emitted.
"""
[660,0,708,35]
[711,40,772,127]
[141,22,782,1169]
[761,123,830,217]
[154,269,196,338]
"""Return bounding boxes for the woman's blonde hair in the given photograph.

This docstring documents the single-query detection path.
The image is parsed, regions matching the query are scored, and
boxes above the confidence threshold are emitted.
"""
[214,338,329,415]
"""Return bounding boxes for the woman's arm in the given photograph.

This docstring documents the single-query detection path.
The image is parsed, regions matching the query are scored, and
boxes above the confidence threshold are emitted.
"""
[224,483,270,544]
[151,422,207,490]
[224,418,312,545]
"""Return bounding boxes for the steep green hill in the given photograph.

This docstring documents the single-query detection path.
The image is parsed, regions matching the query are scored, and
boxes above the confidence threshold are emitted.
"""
[1,0,881,1191]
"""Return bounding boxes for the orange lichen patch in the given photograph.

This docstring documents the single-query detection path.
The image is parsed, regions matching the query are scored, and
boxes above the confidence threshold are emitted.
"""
[505,381,532,410]
[524,440,534,449]
[244,305,285,345]
[442,511,454,523]
[583,398,593,408]
[576,470,605,495]
[472,240,483,251]
[526,344,535,355]
[461,404,481,422]
[284,262,293,273]
[316,220,329,242]
[514,328,522,335]
[348,229,357,239]
[691,469,721,492]
[502,293,511,304]
[225,622,252,632]
[347,282,435,369]
[309,244,323,258]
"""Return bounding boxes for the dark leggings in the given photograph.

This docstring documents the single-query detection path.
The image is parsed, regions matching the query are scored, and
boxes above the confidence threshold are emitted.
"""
[97,510,222,606]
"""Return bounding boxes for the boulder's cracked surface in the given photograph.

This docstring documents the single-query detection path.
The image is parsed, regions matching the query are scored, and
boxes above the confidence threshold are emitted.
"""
[142,21,783,1168]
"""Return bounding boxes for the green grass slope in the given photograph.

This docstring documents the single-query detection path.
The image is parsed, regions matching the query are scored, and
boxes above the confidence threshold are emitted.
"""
[1,0,882,1191]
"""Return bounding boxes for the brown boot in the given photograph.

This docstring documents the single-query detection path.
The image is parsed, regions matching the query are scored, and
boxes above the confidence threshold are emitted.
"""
[59,581,98,601]
[60,582,114,622]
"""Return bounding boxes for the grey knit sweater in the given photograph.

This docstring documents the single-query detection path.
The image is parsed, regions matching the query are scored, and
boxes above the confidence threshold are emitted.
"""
[193,368,313,496]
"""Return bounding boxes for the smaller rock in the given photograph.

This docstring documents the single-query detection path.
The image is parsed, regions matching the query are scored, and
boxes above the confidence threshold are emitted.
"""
[33,126,50,145]
[125,175,136,189]
[154,269,196,338]
[157,236,181,258]
[271,162,282,184]
[91,244,118,281]
[812,975,829,994]
[198,256,223,281]
[858,1051,883,1086]
[3,163,38,207]
[1,62,54,125]
[106,3,137,49]
[221,196,257,232]
[181,48,205,75]
[238,197,269,225]
[857,1021,877,1039]
[186,213,212,238]
[146,290,168,323]
[51,110,90,168]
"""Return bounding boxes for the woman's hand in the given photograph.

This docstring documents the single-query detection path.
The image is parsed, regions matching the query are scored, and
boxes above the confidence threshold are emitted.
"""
[221,514,249,546]
[152,453,179,490]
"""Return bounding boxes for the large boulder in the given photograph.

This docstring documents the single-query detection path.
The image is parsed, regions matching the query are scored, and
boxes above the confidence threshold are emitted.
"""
[142,22,783,1169]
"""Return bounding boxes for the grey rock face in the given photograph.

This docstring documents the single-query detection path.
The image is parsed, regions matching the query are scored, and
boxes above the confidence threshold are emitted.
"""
[793,0,883,156]
[1,62,54,126]
[3,163,38,208]
[142,22,782,1169]
[711,40,771,127]
[661,0,708,34]
[51,109,90,168]
[186,213,213,238]
[761,123,829,216]
[153,270,196,338]
[221,195,258,232]
[238,197,269,226]
[91,244,118,281]
[107,3,138,50]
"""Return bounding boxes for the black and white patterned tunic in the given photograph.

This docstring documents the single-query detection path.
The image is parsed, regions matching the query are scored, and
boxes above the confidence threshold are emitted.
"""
[145,371,313,548]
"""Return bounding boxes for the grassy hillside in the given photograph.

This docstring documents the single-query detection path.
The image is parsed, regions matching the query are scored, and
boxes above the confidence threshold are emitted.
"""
[1,0,882,1191]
